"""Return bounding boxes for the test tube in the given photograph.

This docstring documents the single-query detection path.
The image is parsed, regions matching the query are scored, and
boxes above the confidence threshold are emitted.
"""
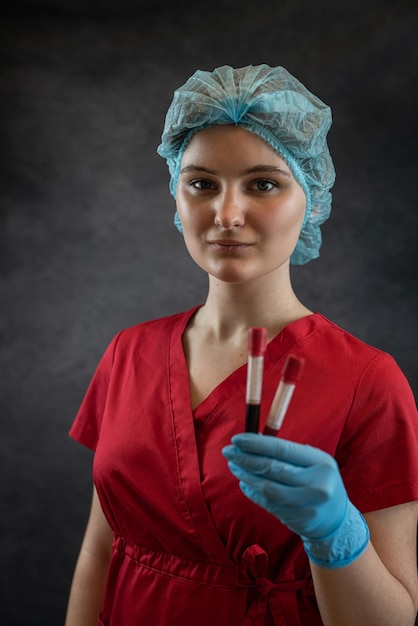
[263,355,305,436]
[245,327,267,433]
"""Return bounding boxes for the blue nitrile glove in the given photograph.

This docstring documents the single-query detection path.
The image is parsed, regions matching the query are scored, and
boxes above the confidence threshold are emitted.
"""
[222,433,370,569]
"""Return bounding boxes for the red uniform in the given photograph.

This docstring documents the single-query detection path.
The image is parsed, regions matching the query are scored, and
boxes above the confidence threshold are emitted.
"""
[70,308,418,625]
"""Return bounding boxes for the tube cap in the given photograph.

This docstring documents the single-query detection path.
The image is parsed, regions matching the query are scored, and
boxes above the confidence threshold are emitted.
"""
[248,327,267,357]
[282,355,305,383]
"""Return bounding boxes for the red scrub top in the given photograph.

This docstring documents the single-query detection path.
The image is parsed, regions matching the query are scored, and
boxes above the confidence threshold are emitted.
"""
[70,308,418,626]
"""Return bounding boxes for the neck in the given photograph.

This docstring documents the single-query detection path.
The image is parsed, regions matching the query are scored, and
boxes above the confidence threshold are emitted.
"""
[195,267,312,342]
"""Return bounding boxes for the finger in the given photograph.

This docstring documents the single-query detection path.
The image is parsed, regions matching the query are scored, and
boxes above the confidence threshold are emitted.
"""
[231,433,331,467]
[225,449,324,487]
[239,483,324,534]
[222,444,240,459]
[227,461,313,505]
[239,481,273,511]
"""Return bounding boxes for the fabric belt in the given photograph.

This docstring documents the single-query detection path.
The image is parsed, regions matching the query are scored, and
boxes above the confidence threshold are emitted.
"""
[115,537,309,625]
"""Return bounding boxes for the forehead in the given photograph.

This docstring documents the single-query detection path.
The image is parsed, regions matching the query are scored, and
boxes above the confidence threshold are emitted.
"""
[181,124,291,172]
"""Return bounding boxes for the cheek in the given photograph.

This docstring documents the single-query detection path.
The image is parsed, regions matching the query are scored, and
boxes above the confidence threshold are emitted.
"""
[267,194,306,235]
[176,195,210,233]
[291,188,307,224]
[292,200,307,232]
[176,194,192,227]
[175,200,205,257]
[176,205,193,237]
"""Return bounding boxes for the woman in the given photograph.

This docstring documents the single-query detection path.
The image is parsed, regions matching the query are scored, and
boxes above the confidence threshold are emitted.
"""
[65,65,418,625]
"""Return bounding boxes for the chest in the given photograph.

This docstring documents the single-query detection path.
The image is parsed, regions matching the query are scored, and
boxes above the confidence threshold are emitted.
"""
[183,334,249,411]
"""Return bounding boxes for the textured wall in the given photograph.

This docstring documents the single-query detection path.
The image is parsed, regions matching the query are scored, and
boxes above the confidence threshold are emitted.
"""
[1,1,417,623]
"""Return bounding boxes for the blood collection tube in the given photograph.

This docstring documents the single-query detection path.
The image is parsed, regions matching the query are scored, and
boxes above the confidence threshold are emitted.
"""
[263,355,305,436]
[245,327,267,433]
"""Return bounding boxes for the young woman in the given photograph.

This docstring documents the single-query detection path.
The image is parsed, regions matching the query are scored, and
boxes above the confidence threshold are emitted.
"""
[65,65,418,626]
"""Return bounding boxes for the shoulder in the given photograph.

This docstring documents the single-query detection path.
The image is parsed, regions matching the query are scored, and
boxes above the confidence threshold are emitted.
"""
[313,318,417,430]
[302,314,416,404]
[308,314,399,373]
[110,306,200,357]
[311,314,383,359]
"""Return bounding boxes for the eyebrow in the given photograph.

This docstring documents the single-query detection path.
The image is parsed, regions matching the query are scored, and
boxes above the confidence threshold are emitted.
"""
[243,165,292,177]
[179,164,292,178]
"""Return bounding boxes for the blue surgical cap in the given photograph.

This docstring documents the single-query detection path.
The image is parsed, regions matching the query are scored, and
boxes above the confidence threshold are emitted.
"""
[157,64,335,265]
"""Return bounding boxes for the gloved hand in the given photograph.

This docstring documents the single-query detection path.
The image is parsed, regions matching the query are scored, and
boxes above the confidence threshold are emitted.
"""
[222,433,369,569]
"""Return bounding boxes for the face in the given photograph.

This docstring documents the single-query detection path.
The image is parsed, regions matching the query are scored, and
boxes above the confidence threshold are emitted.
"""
[176,125,306,285]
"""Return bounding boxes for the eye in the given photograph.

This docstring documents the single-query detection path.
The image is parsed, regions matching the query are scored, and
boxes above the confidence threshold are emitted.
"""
[250,179,278,192]
[189,179,215,190]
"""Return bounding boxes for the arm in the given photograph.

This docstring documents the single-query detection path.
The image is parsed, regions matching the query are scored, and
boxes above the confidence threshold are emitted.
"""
[65,486,114,626]
[223,435,418,626]
[311,502,418,626]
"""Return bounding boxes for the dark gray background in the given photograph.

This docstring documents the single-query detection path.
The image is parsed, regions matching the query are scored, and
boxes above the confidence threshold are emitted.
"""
[1,0,417,623]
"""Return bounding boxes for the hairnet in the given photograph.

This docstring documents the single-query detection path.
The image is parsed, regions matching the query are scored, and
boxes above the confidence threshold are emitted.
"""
[157,64,335,265]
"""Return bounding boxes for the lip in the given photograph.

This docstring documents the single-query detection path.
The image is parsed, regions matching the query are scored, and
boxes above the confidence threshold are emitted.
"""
[207,239,253,253]
[208,239,252,247]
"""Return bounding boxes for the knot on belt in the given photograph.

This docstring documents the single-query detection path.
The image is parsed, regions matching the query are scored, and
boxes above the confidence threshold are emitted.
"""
[242,544,275,598]
[240,544,306,626]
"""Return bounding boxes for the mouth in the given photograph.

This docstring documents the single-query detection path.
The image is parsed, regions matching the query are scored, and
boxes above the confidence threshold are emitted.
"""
[207,240,253,253]
[208,239,252,247]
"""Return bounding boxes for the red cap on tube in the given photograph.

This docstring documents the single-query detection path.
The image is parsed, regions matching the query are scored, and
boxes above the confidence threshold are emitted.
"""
[282,355,305,383]
[248,327,267,357]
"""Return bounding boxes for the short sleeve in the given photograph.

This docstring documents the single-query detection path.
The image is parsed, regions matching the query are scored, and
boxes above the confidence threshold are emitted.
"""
[69,332,121,451]
[337,352,418,512]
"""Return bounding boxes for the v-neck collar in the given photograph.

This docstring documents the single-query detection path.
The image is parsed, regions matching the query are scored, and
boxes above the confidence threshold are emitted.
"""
[171,306,325,422]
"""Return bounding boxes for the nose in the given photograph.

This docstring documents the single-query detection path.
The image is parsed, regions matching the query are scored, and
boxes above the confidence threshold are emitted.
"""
[213,188,246,229]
